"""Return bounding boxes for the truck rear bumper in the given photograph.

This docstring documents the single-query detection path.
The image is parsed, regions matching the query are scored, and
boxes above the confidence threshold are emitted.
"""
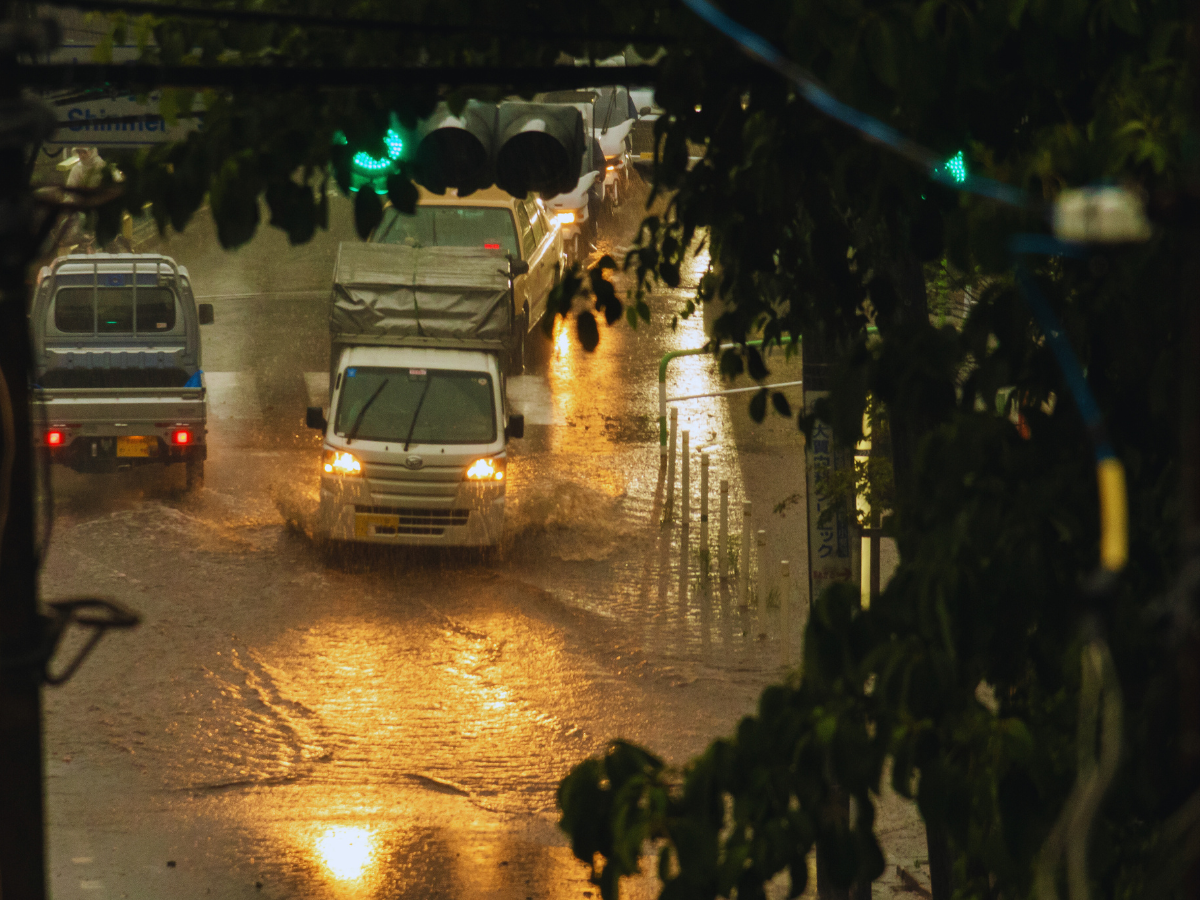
[47,436,206,473]
[317,491,505,547]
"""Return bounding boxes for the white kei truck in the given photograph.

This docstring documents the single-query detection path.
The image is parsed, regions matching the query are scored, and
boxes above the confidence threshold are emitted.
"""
[30,254,213,490]
[306,243,526,548]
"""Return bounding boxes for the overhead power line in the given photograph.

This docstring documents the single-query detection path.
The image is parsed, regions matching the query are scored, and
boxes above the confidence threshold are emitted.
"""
[15,62,660,91]
[38,0,678,44]
[679,0,1031,209]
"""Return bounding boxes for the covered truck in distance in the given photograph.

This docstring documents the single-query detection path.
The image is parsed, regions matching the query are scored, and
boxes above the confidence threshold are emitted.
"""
[30,254,213,490]
[307,243,525,548]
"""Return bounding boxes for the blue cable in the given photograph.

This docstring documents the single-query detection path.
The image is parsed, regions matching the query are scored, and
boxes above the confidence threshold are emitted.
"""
[1010,236,1114,462]
[679,0,1030,209]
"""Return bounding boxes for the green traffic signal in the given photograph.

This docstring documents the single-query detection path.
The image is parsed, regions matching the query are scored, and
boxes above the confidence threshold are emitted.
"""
[333,121,407,195]
[352,130,404,173]
[938,150,967,184]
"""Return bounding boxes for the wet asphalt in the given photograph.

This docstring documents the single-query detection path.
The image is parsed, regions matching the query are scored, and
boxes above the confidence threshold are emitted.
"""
[38,179,920,900]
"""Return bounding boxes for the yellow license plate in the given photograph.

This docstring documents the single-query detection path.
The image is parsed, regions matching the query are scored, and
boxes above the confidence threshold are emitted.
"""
[355,513,399,538]
[116,436,152,458]
[639,151,654,159]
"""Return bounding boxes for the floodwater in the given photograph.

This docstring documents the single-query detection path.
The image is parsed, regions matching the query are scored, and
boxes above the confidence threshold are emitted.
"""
[39,178,919,900]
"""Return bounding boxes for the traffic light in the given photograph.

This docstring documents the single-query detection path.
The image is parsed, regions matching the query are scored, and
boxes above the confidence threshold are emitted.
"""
[331,115,409,196]
[411,100,585,198]
[333,101,585,199]
[936,150,967,184]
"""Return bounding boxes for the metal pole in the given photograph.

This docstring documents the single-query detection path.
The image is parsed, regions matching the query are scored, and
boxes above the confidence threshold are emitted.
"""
[658,339,771,448]
[0,16,53,899]
[870,520,881,604]
[781,560,791,667]
[719,479,729,582]
[681,429,690,530]
[739,500,751,606]
[659,378,668,454]
[755,529,767,607]
[666,407,678,512]
[700,451,709,584]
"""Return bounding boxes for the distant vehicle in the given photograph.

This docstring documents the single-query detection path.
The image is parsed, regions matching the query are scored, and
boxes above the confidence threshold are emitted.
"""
[307,244,526,549]
[590,86,639,205]
[30,253,214,490]
[371,185,565,365]
[533,90,612,262]
[629,88,661,171]
[628,88,705,172]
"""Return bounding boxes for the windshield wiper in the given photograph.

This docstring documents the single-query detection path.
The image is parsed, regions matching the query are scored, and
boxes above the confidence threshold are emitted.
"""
[346,378,389,443]
[403,376,433,451]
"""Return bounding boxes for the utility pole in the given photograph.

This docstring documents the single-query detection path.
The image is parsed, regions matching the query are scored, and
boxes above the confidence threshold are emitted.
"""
[1176,8,1200,898]
[0,6,56,898]
[804,332,867,900]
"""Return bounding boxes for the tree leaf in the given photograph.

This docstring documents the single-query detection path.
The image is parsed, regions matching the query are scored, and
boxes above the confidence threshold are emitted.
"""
[353,188,383,240]
[749,388,768,423]
[747,346,769,381]
[386,172,418,215]
[577,311,600,351]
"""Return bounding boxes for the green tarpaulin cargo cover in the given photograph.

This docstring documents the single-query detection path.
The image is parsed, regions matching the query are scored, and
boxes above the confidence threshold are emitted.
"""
[330,243,515,346]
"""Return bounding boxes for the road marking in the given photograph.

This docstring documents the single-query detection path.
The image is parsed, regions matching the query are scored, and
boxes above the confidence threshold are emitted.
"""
[79,879,104,890]
[71,857,94,864]
[506,376,555,425]
[304,371,329,408]
[204,371,259,420]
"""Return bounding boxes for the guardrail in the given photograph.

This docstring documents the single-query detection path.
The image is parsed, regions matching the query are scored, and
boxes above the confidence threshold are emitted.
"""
[659,338,808,452]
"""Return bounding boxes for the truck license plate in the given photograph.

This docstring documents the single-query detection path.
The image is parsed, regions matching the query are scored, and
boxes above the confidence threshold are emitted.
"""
[116,436,152,458]
[355,513,399,537]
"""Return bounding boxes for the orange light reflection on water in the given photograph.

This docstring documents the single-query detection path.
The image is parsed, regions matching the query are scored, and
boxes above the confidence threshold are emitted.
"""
[315,824,380,883]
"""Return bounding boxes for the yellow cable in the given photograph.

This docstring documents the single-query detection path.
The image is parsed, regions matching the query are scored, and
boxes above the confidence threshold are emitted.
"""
[1096,458,1128,573]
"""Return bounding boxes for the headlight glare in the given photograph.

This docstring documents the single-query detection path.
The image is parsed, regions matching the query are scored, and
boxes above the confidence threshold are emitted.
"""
[465,458,505,481]
[554,211,575,225]
[324,449,362,476]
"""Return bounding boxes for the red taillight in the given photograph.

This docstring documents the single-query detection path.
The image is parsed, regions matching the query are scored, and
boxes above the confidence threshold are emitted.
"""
[45,430,64,447]
[483,242,500,249]
[172,429,191,445]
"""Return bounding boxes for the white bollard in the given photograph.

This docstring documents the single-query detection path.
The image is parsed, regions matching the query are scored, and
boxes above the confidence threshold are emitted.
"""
[719,479,729,583]
[681,429,690,529]
[666,407,678,511]
[781,560,791,667]
[754,529,767,607]
[700,451,710,582]
[738,501,751,606]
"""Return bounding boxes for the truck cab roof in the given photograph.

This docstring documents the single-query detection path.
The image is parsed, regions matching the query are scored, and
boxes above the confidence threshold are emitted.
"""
[38,253,192,286]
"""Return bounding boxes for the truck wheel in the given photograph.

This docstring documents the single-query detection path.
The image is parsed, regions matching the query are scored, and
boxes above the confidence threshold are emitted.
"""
[185,458,204,491]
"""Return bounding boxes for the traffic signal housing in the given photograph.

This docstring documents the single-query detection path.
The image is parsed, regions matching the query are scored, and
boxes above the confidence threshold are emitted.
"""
[411,100,585,198]
[334,101,586,200]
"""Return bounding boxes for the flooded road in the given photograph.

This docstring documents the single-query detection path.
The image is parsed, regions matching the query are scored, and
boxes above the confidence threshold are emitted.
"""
[38,184,917,900]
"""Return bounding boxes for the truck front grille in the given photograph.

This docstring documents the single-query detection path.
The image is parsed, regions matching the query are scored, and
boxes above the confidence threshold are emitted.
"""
[361,461,462,506]
[355,505,470,536]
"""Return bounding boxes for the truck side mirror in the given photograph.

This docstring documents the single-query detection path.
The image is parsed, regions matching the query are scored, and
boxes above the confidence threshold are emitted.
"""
[198,303,214,325]
[506,414,525,440]
[306,406,327,431]
[508,259,530,277]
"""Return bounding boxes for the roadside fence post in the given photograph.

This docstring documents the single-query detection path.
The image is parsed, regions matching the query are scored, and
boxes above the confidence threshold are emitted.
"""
[781,560,791,668]
[681,429,690,530]
[700,451,710,585]
[738,501,751,607]
[754,529,767,607]
[719,479,729,583]
[666,407,678,512]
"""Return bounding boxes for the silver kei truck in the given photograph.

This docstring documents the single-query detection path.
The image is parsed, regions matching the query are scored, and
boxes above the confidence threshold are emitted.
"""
[306,243,526,548]
[30,254,214,490]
